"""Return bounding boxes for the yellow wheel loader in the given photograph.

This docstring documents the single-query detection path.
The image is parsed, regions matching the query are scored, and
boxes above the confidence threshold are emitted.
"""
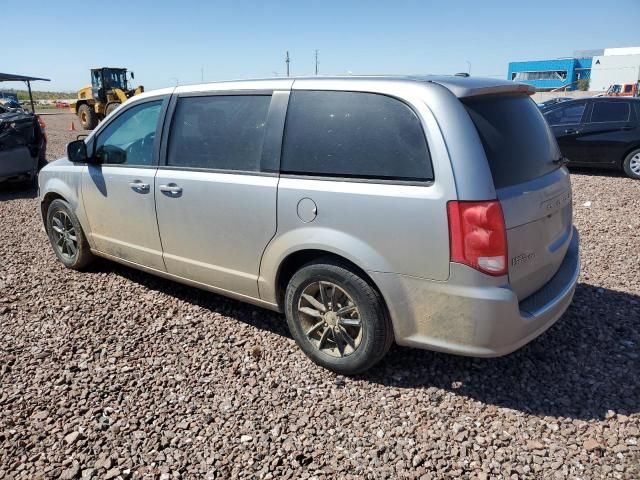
[70,68,144,130]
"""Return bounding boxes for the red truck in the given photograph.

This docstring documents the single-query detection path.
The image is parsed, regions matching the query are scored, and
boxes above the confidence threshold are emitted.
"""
[605,83,639,97]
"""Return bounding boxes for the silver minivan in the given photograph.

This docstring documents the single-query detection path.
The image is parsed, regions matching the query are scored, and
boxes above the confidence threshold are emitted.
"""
[39,76,580,374]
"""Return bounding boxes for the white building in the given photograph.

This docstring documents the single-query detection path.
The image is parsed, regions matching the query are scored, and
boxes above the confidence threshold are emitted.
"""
[603,46,640,56]
[589,47,640,92]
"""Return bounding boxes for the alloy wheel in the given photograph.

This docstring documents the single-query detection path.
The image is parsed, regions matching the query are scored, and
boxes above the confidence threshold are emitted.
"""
[51,210,78,261]
[630,153,640,176]
[296,281,363,357]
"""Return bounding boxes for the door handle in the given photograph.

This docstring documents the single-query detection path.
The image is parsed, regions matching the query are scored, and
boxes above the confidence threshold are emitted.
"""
[622,125,634,131]
[129,181,150,192]
[159,184,183,195]
[564,128,580,134]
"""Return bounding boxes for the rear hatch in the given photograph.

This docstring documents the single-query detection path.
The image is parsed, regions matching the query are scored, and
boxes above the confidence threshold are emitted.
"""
[464,94,573,300]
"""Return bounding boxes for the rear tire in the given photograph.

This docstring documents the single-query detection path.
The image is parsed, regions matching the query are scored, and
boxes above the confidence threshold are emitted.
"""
[284,260,393,375]
[622,149,640,180]
[46,199,95,270]
[78,104,98,130]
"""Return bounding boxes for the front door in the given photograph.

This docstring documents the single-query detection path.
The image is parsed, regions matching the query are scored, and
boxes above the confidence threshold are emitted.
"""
[81,98,167,270]
[154,93,279,298]
[544,101,588,164]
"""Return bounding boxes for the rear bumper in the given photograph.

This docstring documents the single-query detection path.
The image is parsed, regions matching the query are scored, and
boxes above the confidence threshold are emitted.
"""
[371,227,580,357]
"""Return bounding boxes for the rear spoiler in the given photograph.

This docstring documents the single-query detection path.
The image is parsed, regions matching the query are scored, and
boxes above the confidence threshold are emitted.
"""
[429,80,536,98]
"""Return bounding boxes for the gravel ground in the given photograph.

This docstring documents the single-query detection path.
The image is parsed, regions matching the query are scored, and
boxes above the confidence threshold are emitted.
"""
[0,114,639,479]
[38,112,91,160]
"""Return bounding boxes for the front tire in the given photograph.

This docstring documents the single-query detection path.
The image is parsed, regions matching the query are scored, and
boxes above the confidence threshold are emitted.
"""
[46,199,94,270]
[284,260,393,375]
[622,149,640,180]
[105,102,120,117]
[77,104,98,130]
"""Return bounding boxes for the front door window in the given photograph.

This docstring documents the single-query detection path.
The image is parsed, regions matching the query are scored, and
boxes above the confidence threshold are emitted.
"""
[544,103,586,126]
[94,101,162,166]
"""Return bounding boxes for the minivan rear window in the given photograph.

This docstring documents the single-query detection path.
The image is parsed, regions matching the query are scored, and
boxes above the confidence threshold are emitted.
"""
[281,91,433,182]
[464,94,559,189]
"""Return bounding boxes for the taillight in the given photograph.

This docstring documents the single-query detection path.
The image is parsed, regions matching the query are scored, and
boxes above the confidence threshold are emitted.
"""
[447,200,508,276]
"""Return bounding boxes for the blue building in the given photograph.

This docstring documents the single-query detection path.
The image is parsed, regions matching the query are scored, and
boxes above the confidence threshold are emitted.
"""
[508,57,592,91]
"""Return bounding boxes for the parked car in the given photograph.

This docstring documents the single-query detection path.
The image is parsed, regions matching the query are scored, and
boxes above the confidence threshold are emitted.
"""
[0,111,47,185]
[542,97,640,179]
[0,91,19,104]
[0,99,23,113]
[39,76,579,374]
[537,97,573,109]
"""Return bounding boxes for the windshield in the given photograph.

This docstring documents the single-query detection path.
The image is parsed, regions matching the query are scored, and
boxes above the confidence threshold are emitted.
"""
[464,94,560,189]
[103,70,127,90]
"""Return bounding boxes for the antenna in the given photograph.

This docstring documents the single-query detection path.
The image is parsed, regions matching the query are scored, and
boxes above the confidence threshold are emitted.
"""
[315,50,319,76]
[286,51,290,77]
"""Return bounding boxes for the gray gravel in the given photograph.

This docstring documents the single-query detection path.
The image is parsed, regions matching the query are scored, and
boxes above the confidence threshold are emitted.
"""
[0,114,639,478]
[38,112,91,160]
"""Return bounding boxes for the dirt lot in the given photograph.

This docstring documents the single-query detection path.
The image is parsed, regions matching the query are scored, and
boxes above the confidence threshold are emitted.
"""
[37,112,92,161]
[0,113,639,479]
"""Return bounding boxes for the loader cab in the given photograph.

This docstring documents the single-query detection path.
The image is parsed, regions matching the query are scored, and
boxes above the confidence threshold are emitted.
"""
[91,68,128,102]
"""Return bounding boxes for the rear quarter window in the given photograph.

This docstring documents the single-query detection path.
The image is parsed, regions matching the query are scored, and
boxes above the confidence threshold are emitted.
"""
[281,91,433,182]
[464,94,560,189]
[589,102,631,123]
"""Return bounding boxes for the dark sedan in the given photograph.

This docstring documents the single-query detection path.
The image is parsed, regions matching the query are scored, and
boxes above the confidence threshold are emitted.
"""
[542,97,640,179]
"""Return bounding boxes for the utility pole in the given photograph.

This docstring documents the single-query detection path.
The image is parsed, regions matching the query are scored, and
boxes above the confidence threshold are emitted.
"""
[315,50,319,76]
[201,67,204,82]
[285,51,290,77]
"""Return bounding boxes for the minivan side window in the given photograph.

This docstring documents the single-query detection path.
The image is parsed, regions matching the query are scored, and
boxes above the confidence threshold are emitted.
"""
[281,91,433,181]
[167,95,271,172]
[589,102,630,123]
[95,100,162,166]
[544,103,586,126]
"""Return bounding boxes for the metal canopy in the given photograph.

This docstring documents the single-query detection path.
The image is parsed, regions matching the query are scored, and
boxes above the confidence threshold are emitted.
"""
[0,72,50,114]
[0,73,50,83]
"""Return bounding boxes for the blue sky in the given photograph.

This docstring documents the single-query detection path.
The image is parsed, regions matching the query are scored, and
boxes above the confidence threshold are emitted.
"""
[3,0,640,91]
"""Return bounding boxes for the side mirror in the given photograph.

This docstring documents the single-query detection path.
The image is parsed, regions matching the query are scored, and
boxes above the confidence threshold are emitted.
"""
[67,140,89,163]
[96,145,127,164]
[130,71,135,80]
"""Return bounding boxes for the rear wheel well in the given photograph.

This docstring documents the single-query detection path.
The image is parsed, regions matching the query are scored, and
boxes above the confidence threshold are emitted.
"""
[275,250,386,311]
[41,192,65,227]
[622,144,640,165]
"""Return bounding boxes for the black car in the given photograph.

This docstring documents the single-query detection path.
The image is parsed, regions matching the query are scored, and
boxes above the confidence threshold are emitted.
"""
[542,97,640,179]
